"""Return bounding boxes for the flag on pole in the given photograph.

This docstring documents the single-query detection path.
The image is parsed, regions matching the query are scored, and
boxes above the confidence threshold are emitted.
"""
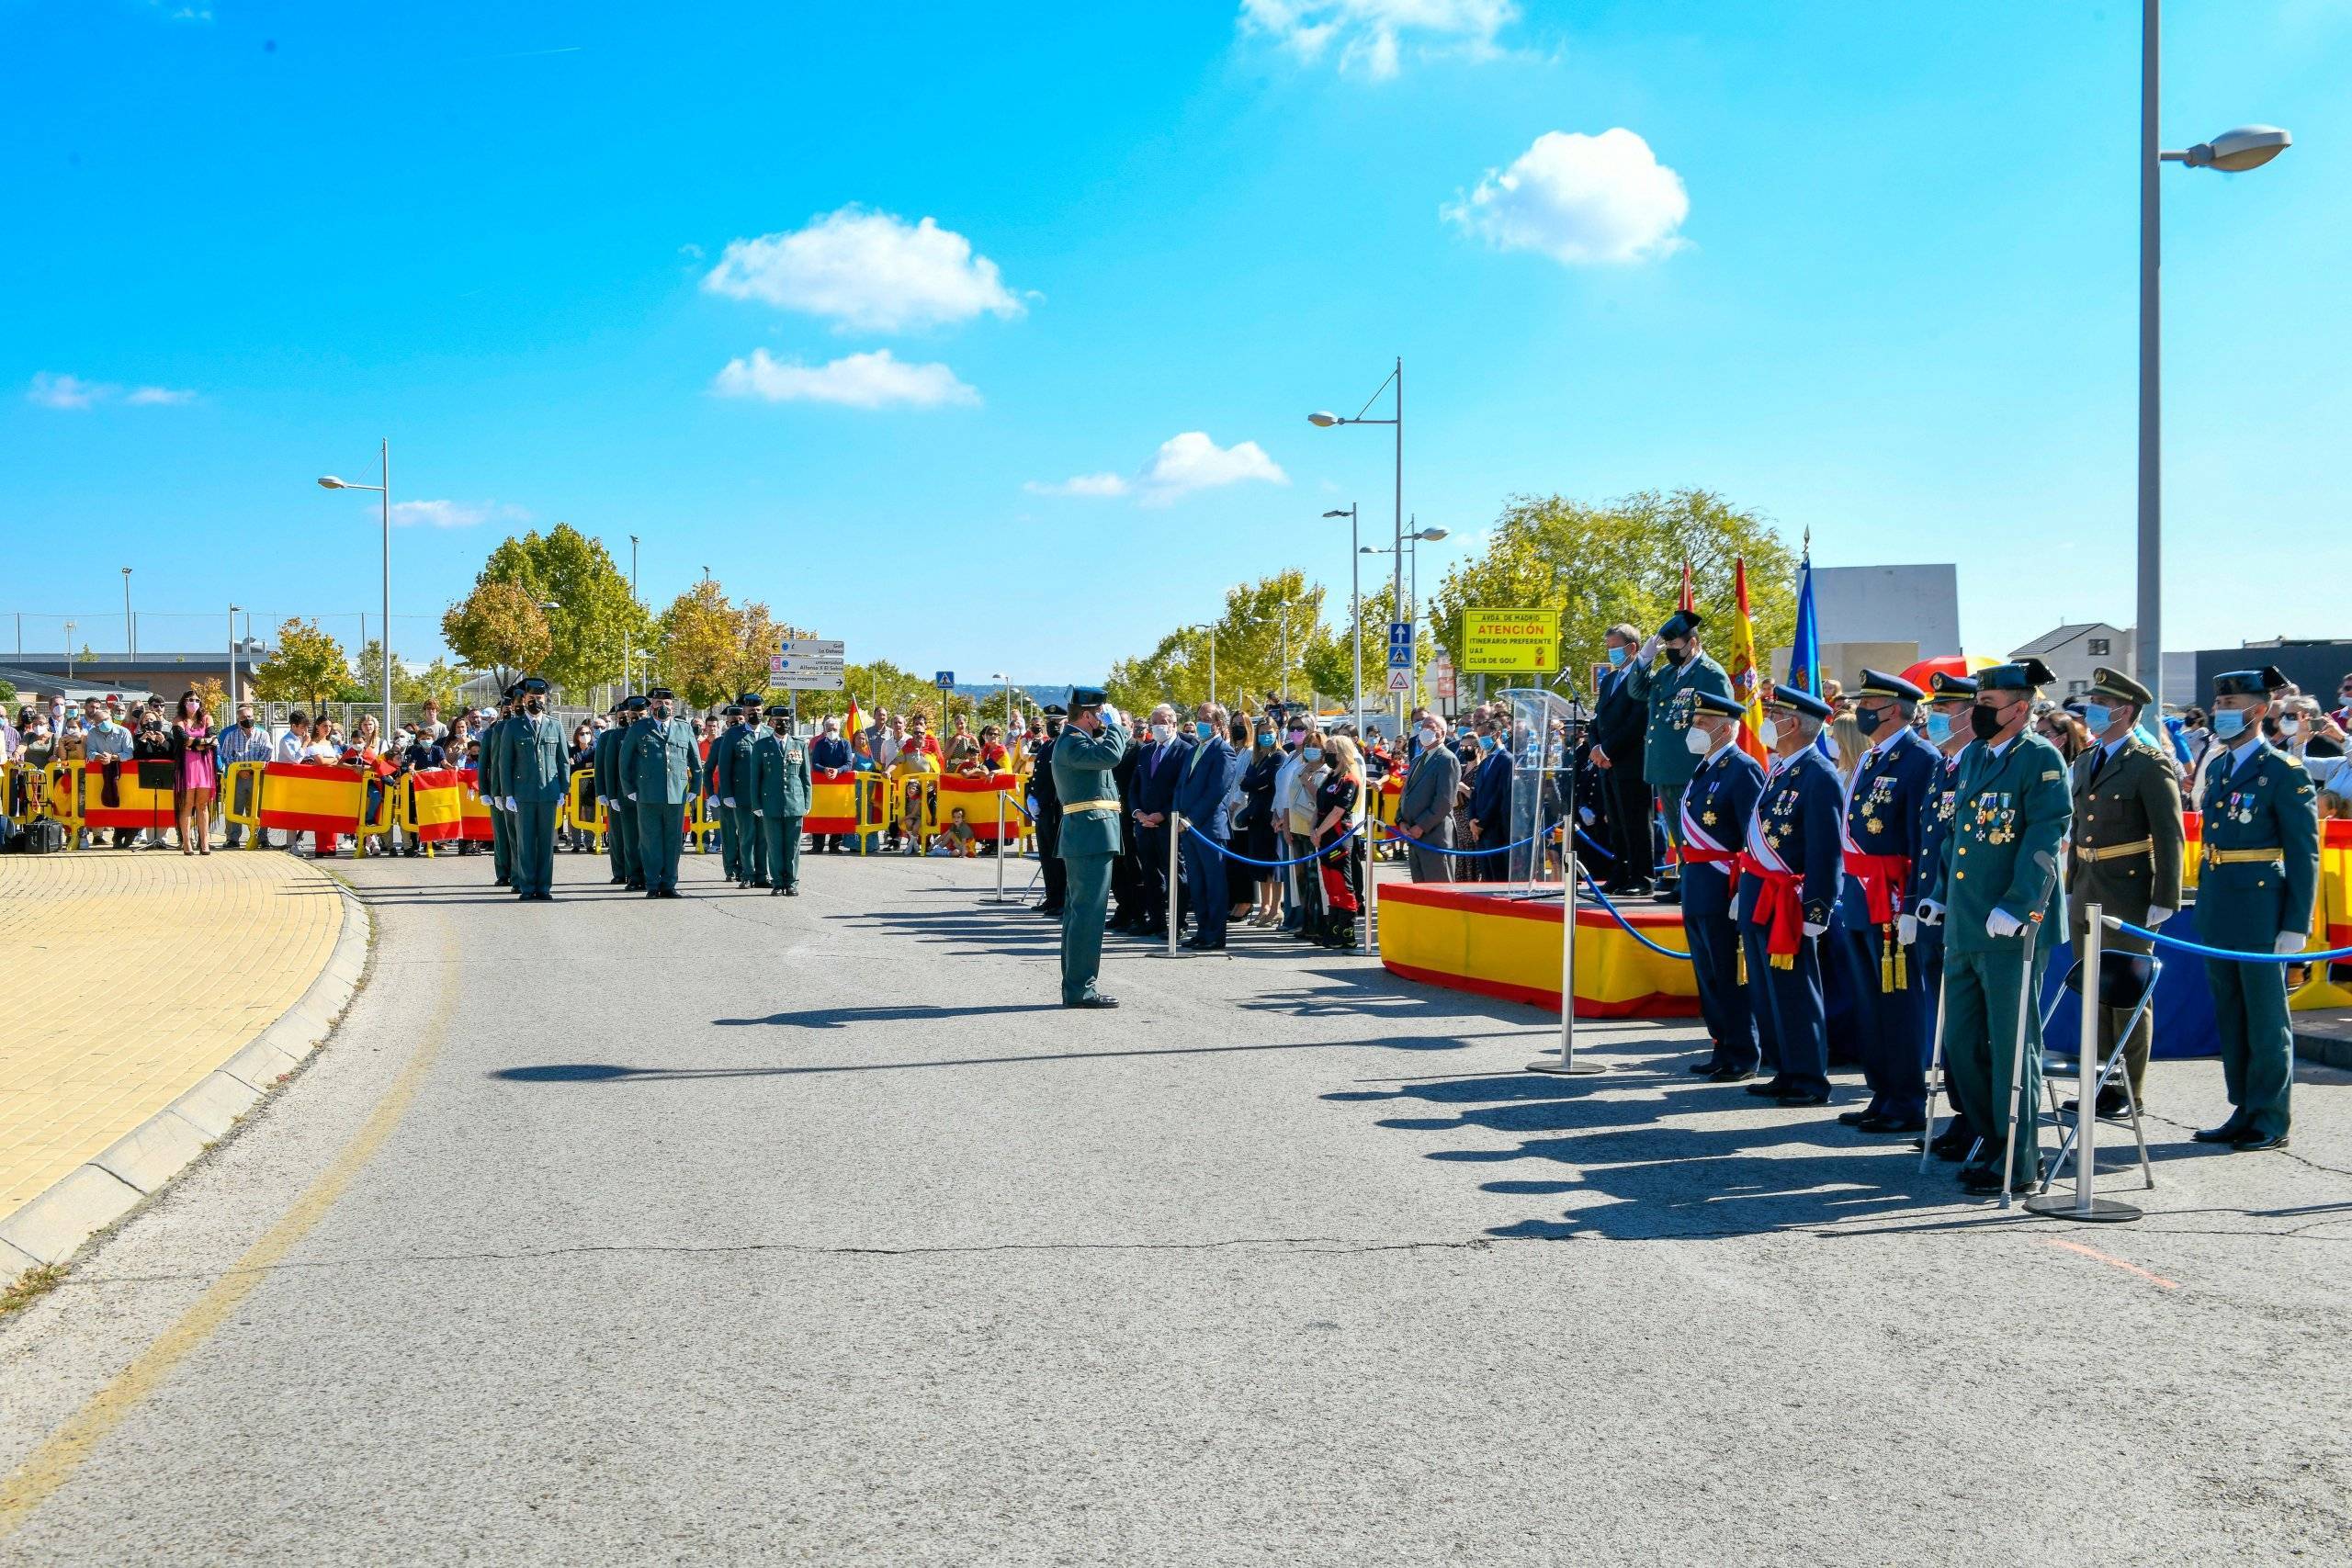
[1728,558,1767,763]
[1788,547,1822,696]
[844,695,866,740]
[1678,557,1695,615]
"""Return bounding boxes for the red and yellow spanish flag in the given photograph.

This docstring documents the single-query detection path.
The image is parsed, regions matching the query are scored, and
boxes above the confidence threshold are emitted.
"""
[76,760,178,830]
[807,768,859,835]
[257,761,367,836]
[406,767,467,843]
[935,772,1023,840]
[456,767,494,840]
[1729,557,1768,763]
[843,697,865,740]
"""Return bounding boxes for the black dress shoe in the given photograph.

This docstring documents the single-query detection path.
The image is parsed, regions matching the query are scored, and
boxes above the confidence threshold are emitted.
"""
[627,880,645,891]
[2192,1122,2248,1144]
[1687,1057,1724,1075]
[786,887,798,897]
[1773,1089,1831,1107]
[1037,905,1065,917]
[646,889,661,899]
[1744,1079,1790,1098]
[1856,1112,1928,1134]
[1837,1110,1875,1127]
[2227,1128,2290,1151]
[1925,1130,1972,1162]
[1064,994,1120,1009]
[1960,1158,2046,1196]
[1652,885,1681,906]
[1708,1066,1756,1084]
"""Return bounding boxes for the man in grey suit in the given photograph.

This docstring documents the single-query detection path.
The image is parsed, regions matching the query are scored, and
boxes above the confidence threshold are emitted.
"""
[1395,712,1462,883]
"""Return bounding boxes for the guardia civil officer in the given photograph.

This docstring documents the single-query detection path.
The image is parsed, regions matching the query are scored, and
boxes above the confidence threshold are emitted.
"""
[2193,665,2318,1151]
[627,687,705,897]
[2065,666,2186,1119]
[1917,659,2071,1196]
[594,700,640,888]
[1736,685,1845,1106]
[751,704,811,896]
[613,695,654,890]
[1051,688,1130,1008]
[481,686,517,887]
[500,676,570,901]
[711,702,749,886]
[1912,671,1979,1161]
[1031,705,1068,918]
[1672,689,1766,1080]
[1830,670,1940,1134]
[730,695,771,888]
[1623,609,1732,905]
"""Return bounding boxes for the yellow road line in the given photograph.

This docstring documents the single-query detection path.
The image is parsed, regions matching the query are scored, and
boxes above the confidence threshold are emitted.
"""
[0,924,455,1540]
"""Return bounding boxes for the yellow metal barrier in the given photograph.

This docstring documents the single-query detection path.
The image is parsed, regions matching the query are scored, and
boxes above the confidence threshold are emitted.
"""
[686,792,715,852]
[566,768,605,848]
[221,761,266,847]
[44,762,85,837]
[354,770,399,857]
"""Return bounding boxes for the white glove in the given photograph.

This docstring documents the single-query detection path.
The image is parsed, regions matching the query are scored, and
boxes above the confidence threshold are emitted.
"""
[1578,807,1596,826]
[2275,931,2307,956]
[1802,920,1827,940]
[754,808,765,818]
[1098,704,1123,731]
[1985,909,2024,940]
[628,792,639,802]
[1637,635,1661,663]
[2142,905,2173,929]
[1897,914,1919,945]
[1917,899,1945,927]
[504,795,518,812]
[723,796,737,808]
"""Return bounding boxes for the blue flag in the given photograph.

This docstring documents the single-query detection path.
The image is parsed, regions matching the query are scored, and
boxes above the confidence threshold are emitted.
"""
[1788,551,1821,697]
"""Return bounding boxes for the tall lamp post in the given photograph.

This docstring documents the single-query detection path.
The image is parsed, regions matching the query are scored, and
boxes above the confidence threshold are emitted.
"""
[1360,523,1451,710]
[1311,359,1403,733]
[227,604,243,706]
[64,620,77,682]
[989,671,1016,736]
[1324,507,1362,731]
[316,438,393,745]
[121,567,135,662]
[2135,3,2290,697]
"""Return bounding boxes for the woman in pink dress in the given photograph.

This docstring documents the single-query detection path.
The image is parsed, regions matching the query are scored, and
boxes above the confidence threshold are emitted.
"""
[172,691,220,856]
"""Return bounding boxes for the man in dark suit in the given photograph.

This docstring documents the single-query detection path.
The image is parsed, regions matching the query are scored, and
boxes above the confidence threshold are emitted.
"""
[1108,727,1145,931]
[1395,710,1462,883]
[1466,716,1514,883]
[1172,702,1235,949]
[1130,704,1183,936]
[1589,622,1651,895]
[1030,705,1067,917]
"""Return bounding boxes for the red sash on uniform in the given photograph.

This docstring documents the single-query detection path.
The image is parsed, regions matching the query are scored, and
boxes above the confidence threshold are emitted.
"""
[1736,852,1803,965]
[1843,852,1908,926]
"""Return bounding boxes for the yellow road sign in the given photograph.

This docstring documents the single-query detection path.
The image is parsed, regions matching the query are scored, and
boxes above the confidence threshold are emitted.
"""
[1461,608,1560,672]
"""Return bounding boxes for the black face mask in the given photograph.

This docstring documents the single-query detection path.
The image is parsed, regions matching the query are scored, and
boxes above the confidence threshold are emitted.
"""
[1661,645,1688,667]
[1970,702,2006,742]
[1854,706,1883,737]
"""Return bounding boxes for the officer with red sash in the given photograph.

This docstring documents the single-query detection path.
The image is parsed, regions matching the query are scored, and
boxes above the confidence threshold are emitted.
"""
[1737,685,1846,1107]
[1675,690,1767,1080]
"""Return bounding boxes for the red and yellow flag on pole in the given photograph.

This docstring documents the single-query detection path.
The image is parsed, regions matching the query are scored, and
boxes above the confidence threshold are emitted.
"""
[1678,557,1696,615]
[1728,557,1768,763]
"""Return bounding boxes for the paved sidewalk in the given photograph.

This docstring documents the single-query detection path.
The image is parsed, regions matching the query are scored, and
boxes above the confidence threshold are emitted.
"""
[0,852,346,1233]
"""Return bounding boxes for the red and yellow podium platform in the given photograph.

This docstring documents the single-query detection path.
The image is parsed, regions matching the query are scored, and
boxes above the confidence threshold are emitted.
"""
[1375,882,1701,1019]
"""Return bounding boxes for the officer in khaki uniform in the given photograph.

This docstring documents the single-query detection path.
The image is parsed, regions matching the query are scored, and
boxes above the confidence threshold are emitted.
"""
[1051,687,1130,1009]
[1918,658,2071,1196]
[2064,666,2185,1116]
[2193,665,2319,1151]
[752,705,812,896]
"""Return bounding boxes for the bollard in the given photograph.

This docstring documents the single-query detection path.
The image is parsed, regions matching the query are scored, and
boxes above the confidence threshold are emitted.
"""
[1167,811,1182,957]
[1528,833,1603,1077]
[2026,901,2141,1222]
[994,792,1006,903]
[1360,811,1374,953]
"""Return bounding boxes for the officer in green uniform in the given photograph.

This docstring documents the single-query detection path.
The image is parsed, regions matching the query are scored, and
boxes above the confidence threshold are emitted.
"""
[1917,657,2072,1196]
[481,687,517,887]
[734,695,770,888]
[2064,666,2186,1116]
[500,675,570,900]
[752,705,812,896]
[711,703,746,883]
[1051,687,1130,1009]
[594,700,638,888]
[1623,609,1732,903]
[628,686,705,897]
[2194,665,2319,1151]
[613,695,653,889]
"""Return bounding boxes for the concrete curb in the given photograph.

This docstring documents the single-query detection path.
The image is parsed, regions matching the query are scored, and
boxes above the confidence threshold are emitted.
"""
[0,866,373,1275]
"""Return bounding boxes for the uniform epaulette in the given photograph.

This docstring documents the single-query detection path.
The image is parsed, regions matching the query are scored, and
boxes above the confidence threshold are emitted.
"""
[2280,751,2306,770]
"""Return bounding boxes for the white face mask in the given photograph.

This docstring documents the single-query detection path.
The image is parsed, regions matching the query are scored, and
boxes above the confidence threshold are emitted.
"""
[1149,723,1174,743]
[1758,718,1781,750]
[2281,717,2303,737]
[1684,726,1713,756]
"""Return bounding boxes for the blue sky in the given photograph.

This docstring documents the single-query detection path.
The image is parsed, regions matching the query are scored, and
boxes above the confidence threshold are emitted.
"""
[5,0,2346,683]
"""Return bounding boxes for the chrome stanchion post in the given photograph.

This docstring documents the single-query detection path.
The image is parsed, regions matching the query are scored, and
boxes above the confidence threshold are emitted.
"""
[1168,810,1182,958]
[994,791,1006,902]
[1918,963,1951,1175]
[1528,830,1603,1077]
[2029,900,2140,1221]
[1998,921,2040,1211]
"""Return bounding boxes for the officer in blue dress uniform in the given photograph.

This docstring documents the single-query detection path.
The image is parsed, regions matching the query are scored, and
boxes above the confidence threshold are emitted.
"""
[1912,671,1979,1159]
[2193,665,2320,1151]
[1736,685,1846,1107]
[1828,669,1941,1134]
[1671,690,1767,1080]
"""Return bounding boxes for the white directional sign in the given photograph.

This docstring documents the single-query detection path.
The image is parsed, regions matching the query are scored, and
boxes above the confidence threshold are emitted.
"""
[769,638,847,691]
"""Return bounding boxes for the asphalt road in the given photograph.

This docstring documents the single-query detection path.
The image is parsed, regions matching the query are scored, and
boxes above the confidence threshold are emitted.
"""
[4,846,2350,1564]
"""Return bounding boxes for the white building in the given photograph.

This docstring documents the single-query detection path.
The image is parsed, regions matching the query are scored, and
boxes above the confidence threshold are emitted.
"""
[2010,623,2132,700]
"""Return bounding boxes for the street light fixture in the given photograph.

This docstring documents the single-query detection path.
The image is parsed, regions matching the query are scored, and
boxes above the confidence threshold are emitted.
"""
[2135,0,2292,697]
[120,567,134,661]
[1308,358,1404,733]
[228,604,243,708]
[317,438,393,746]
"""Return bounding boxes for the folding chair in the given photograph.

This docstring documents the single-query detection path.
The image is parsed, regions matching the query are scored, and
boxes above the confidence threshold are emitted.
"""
[2034,948,2161,1193]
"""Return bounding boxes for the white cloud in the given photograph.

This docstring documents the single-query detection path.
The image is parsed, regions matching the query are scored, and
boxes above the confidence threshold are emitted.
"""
[1443,129,1690,265]
[387,499,531,529]
[711,348,980,410]
[1137,432,1287,506]
[1239,0,1516,79]
[1024,473,1132,498]
[28,372,197,409]
[702,206,1023,333]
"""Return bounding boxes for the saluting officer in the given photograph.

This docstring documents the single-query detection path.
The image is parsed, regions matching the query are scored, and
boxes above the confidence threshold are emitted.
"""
[1052,688,1130,1009]
[1736,685,1846,1107]
[1913,671,1979,1161]
[1623,608,1734,904]
[481,686,517,887]
[628,687,705,898]
[2194,665,2319,1151]
[752,704,812,896]
[2065,666,2186,1119]
[1918,658,2071,1196]
[1831,670,1941,1134]
[500,676,569,901]
[1032,705,1068,919]
[1672,689,1767,1081]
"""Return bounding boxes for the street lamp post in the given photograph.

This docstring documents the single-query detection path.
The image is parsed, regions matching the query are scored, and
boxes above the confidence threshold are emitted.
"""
[121,567,135,662]
[1359,524,1449,717]
[2135,0,2291,699]
[317,438,394,747]
[228,604,243,707]
[989,671,1015,736]
[64,621,77,681]
[1325,507,1362,732]
[1311,357,1403,734]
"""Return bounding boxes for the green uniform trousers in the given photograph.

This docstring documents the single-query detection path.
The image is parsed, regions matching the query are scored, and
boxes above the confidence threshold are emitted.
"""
[636,801,686,893]
[514,801,559,896]
[761,815,803,892]
[609,802,640,886]
[2207,958,2295,1139]
[719,803,744,879]
[1939,943,2051,1183]
[490,807,513,883]
[1060,852,1114,1004]
[736,804,767,884]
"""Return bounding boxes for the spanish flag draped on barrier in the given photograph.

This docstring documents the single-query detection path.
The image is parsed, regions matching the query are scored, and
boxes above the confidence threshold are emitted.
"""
[74,759,178,831]
[935,773,1023,841]
[402,767,469,845]
[455,768,495,841]
[807,768,859,837]
[257,761,368,837]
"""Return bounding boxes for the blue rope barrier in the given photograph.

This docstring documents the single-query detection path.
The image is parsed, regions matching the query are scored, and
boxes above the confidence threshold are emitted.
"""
[2109,919,2352,964]
[1183,820,1360,868]
[1369,823,1551,859]
[1575,873,1694,962]
[1574,827,1615,862]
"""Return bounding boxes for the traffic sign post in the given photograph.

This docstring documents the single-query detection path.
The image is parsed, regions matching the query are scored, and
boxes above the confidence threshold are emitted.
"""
[934,671,956,690]
[1385,621,1414,671]
[1385,668,1412,694]
[769,638,847,691]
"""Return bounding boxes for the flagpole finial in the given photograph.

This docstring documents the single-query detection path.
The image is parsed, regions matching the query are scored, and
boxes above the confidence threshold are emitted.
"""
[1802,526,1811,559]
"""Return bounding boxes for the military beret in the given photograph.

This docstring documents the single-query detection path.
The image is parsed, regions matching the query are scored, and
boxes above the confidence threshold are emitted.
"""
[1928,671,1979,699]
[1977,658,2055,694]
[1069,686,1108,709]
[1763,683,1833,721]
[2086,665,2154,706]
[1658,609,1703,639]
[2213,665,2289,698]
[1854,668,1924,703]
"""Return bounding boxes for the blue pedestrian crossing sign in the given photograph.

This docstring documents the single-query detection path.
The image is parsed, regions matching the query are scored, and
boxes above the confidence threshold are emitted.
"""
[935,671,956,689]
[1385,622,1414,670]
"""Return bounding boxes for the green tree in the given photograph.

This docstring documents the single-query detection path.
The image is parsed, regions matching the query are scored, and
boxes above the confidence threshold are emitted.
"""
[1427,490,1798,699]
[652,579,740,711]
[252,618,351,712]
[1105,570,1328,716]
[0,680,17,704]
[477,524,650,698]
[441,581,552,692]
[404,657,471,710]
